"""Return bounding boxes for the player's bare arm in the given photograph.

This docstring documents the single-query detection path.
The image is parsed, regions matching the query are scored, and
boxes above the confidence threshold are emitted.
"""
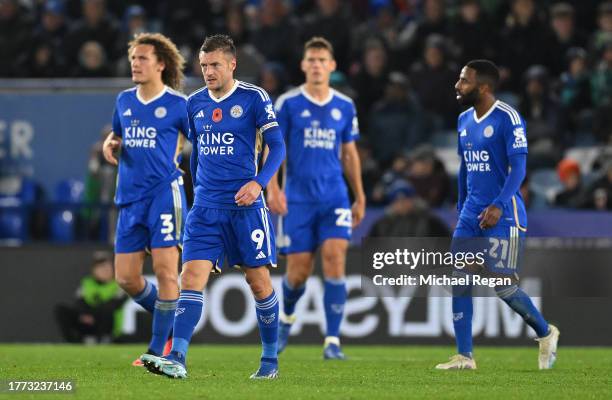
[102,131,121,166]
[341,141,366,227]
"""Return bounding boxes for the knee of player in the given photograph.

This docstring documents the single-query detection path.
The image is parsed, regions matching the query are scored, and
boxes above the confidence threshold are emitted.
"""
[494,284,519,299]
[114,271,140,290]
[247,278,272,299]
[322,255,345,277]
[153,265,179,284]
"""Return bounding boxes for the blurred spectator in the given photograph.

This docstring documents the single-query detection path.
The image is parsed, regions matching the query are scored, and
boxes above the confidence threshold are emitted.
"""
[64,0,120,68]
[25,42,64,78]
[406,145,450,207]
[581,161,612,210]
[499,0,551,91]
[450,0,497,65]
[559,47,592,135]
[28,0,69,76]
[82,126,116,241]
[590,2,612,53]
[356,138,381,201]
[351,5,403,69]
[251,0,297,77]
[403,0,450,66]
[554,158,583,207]
[371,154,409,205]
[409,34,458,129]
[368,71,425,163]
[224,5,250,47]
[0,0,34,76]
[369,180,450,237]
[257,62,287,102]
[71,40,113,77]
[518,65,565,167]
[115,5,149,76]
[591,42,612,143]
[351,39,389,124]
[159,0,208,51]
[54,251,126,343]
[301,0,352,73]
[547,3,588,76]
[520,174,533,210]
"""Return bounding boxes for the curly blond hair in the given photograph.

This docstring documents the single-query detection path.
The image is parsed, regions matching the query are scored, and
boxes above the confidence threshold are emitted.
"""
[128,32,186,90]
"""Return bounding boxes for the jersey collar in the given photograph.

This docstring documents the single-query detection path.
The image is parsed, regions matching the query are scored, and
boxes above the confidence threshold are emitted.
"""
[300,85,334,107]
[472,100,499,124]
[136,85,167,105]
[209,79,240,103]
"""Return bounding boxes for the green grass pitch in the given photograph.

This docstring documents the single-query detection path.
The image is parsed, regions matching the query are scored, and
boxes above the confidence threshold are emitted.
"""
[1,345,610,399]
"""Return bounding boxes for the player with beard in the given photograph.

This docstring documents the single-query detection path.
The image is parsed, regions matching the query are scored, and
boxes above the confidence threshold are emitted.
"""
[435,60,559,370]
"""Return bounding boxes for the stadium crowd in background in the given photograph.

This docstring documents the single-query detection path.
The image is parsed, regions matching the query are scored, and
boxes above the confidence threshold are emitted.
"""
[2,0,612,222]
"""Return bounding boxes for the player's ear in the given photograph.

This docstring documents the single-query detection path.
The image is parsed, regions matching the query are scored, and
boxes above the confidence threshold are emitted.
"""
[230,57,237,72]
[330,58,337,72]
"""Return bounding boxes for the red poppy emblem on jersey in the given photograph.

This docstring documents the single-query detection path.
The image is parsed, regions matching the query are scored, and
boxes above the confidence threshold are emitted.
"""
[212,108,223,122]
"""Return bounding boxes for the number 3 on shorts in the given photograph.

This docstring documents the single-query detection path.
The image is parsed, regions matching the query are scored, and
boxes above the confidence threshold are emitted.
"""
[160,214,174,234]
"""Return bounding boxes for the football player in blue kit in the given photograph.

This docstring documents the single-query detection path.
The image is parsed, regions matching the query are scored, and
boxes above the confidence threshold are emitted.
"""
[435,60,559,370]
[148,35,286,380]
[102,33,188,366]
[266,37,366,359]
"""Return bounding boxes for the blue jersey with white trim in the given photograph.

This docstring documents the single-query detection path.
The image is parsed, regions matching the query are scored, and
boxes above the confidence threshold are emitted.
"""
[275,86,359,203]
[457,100,528,228]
[187,80,280,209]
[112,86,189,206]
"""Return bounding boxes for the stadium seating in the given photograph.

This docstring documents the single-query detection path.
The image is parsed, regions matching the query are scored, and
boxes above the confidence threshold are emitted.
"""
[50,179,84,243]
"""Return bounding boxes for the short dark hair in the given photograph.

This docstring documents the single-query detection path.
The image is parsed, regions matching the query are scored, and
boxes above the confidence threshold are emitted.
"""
[303,36,334,58]
[200,34,236,57]
[466,59,500,89]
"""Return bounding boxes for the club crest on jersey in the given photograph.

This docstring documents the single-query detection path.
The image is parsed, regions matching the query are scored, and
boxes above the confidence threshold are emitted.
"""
[230,105,243,118]
[484,125,494,138]
[331,108,342,121]
[154,106,167,118]
[212,108,223,122]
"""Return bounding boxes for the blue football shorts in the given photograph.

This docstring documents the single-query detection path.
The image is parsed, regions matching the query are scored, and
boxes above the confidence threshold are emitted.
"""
[277,198,352,255]
[182,205,277,271]
[452,215,526,275]
[115,176,186,253]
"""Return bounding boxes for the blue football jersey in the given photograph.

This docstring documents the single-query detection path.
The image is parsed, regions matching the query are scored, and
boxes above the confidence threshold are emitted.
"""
[187,80,280,210]
[457,100,528,228]
[112,86,189,205]
[275,86,359,203]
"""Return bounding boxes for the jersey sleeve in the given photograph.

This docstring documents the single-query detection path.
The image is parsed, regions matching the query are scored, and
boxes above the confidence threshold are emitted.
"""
[186,98,196,141]
[503,113,528,156]
[342,102,360,143]
[255,92,281,135]
[112,107,122,137]
[179,100,191,139]
[274,96,291,143]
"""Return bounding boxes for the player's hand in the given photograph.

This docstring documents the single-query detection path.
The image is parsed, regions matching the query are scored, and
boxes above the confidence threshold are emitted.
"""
[478,205,502,229]
[235,181,262,206]
[102,136,121,165]
[266,187,288,215]
[351,197,366,227]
